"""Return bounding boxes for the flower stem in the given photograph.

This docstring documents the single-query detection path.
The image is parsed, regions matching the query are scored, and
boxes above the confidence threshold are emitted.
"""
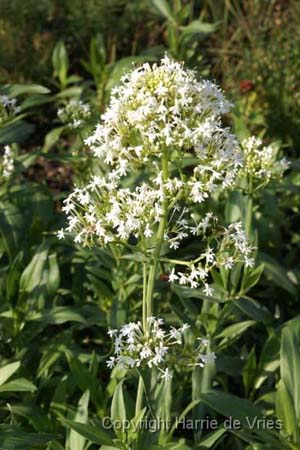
[245,175,253,239]
[137,150,168,414]
[135,375,144,415]
[142,262,148,329]
[145,148,169,322]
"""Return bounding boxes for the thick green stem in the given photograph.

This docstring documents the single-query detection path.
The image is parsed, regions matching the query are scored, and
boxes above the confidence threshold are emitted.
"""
[136,150,169,415]
[245,175,253,239]
[145,149,169,322]
[142,262,147,329]
[135,376,144,416]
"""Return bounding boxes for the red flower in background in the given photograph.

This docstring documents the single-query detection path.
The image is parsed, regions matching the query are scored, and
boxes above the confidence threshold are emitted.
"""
[159,274,170,282]
[239,80,254,93]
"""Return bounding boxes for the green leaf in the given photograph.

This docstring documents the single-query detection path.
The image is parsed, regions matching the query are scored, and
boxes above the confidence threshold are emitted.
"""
[195,427,226,448]
[0,361,20,386]
[19,243,49,292]
[100,447,120,450]
[70,390,90,450]
[234,297,273,324]
[151,0,177,23]
[0,121,34,144]
[180,20,218,36]
[65,351,102,406]
[0,84,50,96]
[43,126,65,152]
[19,94,52,110]
[55,87,82,98]
[7,403,53,432]
[192,356,216,443]
[48,441,65,450]
[60,418,114,446]
[280,321,300,419]
[240,264,264,294]
[87,273,113,298]
[168,400,200,438]
[0,425,56,450]
[27,307,87,325]
[199,390,263,428]
[0,378,36,393]
[111,381,126,439]
[89,33,106,82]
[215,320,255,349]
[255,332,280,390]
[19,242,60,302]
[6,252,23,303]
[47,253,60,299]
[52,41,69,87]
[150,443,193,450]
[172,284,223,303]
[242,347,257,397]
[276,380,297,437]
[259,253,297,296]
[0,202,25,262]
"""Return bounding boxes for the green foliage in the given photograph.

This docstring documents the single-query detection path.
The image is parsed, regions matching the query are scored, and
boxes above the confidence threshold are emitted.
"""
[0,1,299,449]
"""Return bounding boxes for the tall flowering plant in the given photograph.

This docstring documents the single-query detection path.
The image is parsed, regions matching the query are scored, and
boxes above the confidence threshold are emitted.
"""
[59,57,288,436]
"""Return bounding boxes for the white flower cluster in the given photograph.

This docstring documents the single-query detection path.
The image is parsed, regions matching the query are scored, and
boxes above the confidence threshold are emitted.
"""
[85,56,242,178]
[61,56,243,248]
[240,137,289,182]
[168,217,254,295]
[60,179,163,244]
[58,99,91,129]
[1,145,14,182]
[107,317,214,379]
[0,96,20,125]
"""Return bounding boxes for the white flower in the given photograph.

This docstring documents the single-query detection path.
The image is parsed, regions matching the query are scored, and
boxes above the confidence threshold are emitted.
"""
[144,223,153,238]
[198,338,210,347]
[57,229,65,240]
[1,145,15,182]
[203,283,214,297]
[108,329,118,338]
[170,327,183,344]
[107,357,116,369]
[199,352,216,364]
[0,96,19,122]
[61,56,243,250]
[180,323,190,333]
[160,368,172,381]
[224,256,234,270]
[59,57,255,294]
[140,344,153,359]
[244,256,255,268]
[168,268,178,283]
[58,99,91,129]
[240,137,289,182]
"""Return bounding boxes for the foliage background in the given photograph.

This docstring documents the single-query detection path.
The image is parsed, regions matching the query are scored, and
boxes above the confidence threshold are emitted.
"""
[0,1,300,449]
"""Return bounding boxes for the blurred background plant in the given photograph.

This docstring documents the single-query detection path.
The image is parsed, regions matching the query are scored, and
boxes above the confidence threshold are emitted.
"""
[0,0,299,449]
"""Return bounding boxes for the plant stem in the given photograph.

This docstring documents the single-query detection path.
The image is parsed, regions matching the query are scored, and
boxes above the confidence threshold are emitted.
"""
[142,262,147,329]
[145,148,169,322]
[192,338,216,443]
[245,175,253,239]
[135,375,144,416]
[136,150,169,414]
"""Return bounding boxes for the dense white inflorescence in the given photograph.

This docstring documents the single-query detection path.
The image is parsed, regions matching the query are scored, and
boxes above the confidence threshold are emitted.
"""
[59,56,288,294]
[240,137,289,182]
[1,145,14,182]
[61,57,243,243]
[58,99,91,129]
[107,317,215,378]
[0,96,20,125]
